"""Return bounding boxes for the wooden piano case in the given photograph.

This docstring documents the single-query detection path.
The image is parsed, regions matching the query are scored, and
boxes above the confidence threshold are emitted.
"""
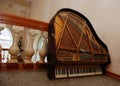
[47,8,110,79]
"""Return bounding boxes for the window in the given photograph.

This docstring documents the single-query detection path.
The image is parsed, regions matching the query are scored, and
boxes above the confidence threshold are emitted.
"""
[0,27,13,63]
[0,27,13,48]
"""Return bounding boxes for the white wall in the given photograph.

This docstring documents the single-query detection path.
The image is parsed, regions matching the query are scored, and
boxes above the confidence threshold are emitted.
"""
[0,0,31,17]
[30,0,120,75]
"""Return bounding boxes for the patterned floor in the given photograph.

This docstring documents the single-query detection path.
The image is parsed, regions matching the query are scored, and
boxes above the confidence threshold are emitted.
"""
[0,70,120,86]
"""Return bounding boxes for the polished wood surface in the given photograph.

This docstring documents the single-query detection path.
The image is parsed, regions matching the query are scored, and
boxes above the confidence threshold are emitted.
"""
[106,70,120,80]
[0,12,48,31]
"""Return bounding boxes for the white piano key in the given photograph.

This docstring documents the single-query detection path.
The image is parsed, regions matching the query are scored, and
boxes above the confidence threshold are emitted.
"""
[55,65,103,78]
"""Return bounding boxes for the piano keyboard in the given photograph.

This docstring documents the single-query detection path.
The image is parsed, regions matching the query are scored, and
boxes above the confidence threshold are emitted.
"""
[55,65,102,78]
[55,66,67,78]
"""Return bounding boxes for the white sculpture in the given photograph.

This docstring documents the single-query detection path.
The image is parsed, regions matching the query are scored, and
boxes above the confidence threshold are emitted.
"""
[39,31,48,63]
[8,26,24,63]
[24,30,37,63]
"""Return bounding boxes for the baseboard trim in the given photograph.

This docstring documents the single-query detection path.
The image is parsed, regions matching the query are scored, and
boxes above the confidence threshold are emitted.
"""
[105,70,120,80]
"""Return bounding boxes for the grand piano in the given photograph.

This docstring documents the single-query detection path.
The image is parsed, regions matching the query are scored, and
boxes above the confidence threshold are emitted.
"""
[47,8,110,79]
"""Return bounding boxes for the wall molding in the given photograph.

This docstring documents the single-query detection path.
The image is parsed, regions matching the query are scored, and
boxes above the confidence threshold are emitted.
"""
[105,70,120,80]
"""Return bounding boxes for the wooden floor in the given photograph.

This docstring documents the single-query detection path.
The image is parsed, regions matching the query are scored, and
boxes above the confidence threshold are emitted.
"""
[0,70,120,86]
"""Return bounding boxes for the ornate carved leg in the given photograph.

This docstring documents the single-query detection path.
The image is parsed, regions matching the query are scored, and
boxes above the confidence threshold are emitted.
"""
[24,30,37,69]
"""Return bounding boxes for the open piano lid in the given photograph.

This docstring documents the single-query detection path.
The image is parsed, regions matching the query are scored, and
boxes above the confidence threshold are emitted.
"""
[47,8,110,79]
[47,8,110,64]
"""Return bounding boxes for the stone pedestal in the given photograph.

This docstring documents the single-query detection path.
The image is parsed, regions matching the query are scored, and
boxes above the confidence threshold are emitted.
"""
[23,60,34,69]
[6,62,19,69]
[7,58,19,69]
[36,62,47,68]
